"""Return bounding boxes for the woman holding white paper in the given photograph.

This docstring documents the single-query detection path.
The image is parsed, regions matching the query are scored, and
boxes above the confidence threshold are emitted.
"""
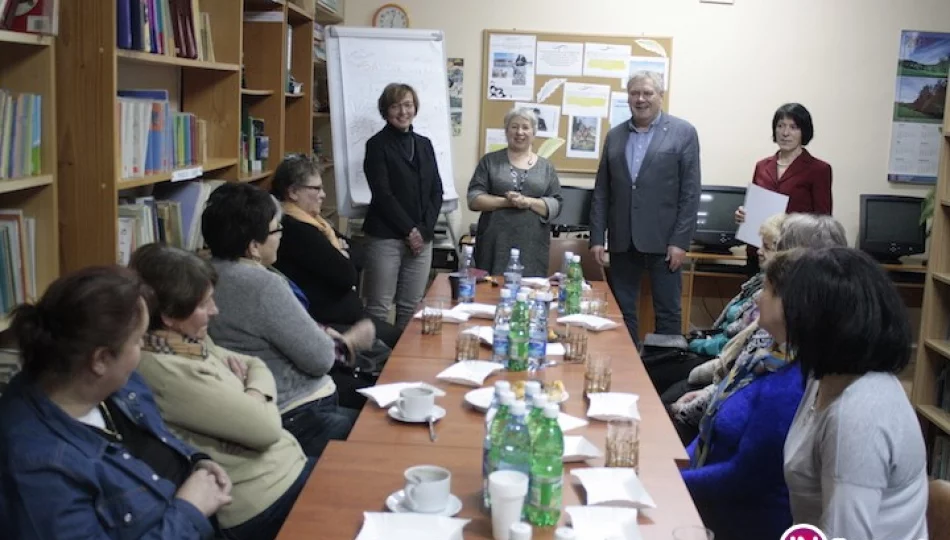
[467,107,563,276]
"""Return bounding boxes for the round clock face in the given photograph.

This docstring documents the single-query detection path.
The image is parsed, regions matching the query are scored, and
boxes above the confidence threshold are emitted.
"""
[374,4,409,28]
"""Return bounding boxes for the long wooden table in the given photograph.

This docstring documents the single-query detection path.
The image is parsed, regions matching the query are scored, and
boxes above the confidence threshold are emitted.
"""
[277,276,700,539]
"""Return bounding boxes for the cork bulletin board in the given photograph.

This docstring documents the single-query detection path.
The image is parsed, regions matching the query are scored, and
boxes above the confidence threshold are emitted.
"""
[479,30,673,174]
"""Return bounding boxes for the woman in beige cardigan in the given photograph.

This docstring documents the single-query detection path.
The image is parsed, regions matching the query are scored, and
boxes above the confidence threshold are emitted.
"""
[130,243,313,540]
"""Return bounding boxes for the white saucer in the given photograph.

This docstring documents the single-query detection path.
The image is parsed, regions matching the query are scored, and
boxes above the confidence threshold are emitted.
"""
[387,405,447,423]
[385,489,463,517]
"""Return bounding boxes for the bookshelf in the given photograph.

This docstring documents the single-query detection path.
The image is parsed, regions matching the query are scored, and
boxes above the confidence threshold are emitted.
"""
[0,30,59,314]
[913,88,950,466]
[57,1,243,273]
[311,1,343,224]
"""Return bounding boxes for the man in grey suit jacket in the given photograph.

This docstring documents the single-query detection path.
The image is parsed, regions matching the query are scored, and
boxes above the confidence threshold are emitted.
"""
[590,71,701,345]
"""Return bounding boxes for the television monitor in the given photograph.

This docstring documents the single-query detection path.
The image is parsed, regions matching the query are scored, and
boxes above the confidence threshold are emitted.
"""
[857,194,926,263]
[692,185,747,253]
[550,186,593,235]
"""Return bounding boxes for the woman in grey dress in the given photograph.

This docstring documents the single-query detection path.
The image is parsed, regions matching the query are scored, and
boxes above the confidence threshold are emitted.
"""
[467,107,562,276]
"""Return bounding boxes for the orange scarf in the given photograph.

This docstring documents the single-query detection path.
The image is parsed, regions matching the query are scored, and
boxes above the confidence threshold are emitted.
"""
[281,201,344,253]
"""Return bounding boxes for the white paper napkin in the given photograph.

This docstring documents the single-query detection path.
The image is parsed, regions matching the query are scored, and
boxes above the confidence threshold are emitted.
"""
[570,468,657,509]
[521,277,552,288]
[450,303,496,319]
[558,412,589,433]
[556,314,620,332]
[463,386,495,411]
[565,506,642,540]
[462,325,565,356]
[586,392,641,421]
[563,436,602,463]
[412,309,470,323]
[355,512,470,540]
[356,382,446,408]
[436,361,504,387]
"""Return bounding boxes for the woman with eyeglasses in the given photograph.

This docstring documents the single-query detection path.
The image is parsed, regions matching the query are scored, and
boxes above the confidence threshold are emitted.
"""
[467,106,562,276]
[362,83,444,331]
[200,183,373,459]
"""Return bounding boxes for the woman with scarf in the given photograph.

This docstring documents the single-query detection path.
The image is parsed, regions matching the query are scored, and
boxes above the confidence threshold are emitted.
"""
[130,243,314,540]
[679,214,849,540]
[200,183,375,459]
[270,154,400,349]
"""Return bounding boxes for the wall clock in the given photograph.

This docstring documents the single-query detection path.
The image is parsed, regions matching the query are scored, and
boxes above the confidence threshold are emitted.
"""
[372,3,410,28]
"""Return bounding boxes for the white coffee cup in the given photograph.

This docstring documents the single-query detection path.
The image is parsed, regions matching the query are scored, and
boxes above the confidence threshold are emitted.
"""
[403,465,451,513]
[489,470,529,540]
[397,387,435,420]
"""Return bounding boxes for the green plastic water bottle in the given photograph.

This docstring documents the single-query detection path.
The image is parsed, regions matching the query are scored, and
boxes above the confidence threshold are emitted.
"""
[565,255,583,315]
[527,393,549,444]
[508,292,530,372]
[526,403,564,526]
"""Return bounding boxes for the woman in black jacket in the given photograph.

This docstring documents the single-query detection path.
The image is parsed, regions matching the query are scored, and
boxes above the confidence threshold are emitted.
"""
[361,83,444,331]
[271,154,400,348]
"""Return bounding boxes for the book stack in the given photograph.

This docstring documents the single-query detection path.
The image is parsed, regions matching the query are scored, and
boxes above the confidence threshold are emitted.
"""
[118,89,208,179]
[117,0,216,62]
[0,90,41,180]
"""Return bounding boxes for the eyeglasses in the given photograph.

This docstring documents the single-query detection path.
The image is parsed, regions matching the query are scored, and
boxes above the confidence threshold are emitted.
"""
[268,226,284,235]
[298,185,324,193]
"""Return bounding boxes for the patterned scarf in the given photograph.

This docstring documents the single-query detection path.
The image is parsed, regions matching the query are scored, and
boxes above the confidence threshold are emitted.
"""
[712,273,764,337]
[142,329,208,360]
[281,201,345,253]
[691,329,790,468]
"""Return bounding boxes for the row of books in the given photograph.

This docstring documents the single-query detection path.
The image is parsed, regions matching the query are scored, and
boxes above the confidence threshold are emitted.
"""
[313,22,326,62]
[932,434,950,481]
[117,179,225,265]
[933,365,950,414]
[241,107,269,176]
[0,209,36,316]
[117,0,215,62]
[0,90,41,180]
[118,89,208,179]
[0,0,59,35]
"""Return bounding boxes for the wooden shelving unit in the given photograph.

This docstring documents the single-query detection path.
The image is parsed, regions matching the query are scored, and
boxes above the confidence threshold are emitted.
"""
[285,0,315,158]
[0,31,59,300]
[57,0,243,273]
[913,89,950,461]
[310,0,343,224]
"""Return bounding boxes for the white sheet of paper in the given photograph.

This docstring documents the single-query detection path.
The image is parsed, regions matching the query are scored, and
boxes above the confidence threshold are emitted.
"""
[484,128,508,154]
[609,92,631,128]
[583,42,631,79]
[536,41,584,76]
[515,102,561,138]
[562,82,610,117]
[487,34,537,101]
[625,56,670,91]
[735,184,790,248]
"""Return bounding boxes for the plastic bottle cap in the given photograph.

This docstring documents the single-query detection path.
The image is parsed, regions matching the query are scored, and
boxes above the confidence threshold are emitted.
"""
[525,381,541,395]
[564,251,574,259]
[500,391,515,405]
[533,394,549,409]
[554,527,576,540]
[544,402,560,419]
[510,400,527,416]
[500,288,512,298]
[495,380,511,392]
[509,522,532,540]
[572,255,581,263]
[516,292,528,302]
[511,248,520,256]
[463,244,473,254]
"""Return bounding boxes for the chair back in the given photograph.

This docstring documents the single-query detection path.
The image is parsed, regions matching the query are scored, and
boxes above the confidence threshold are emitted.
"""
[930,479,950,540]
[548,237,604,281]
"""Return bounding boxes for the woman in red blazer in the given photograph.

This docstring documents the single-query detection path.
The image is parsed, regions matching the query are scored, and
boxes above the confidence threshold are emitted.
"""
[736,103,832,270]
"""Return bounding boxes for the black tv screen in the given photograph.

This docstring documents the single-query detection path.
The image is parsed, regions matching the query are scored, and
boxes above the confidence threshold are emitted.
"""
[858,194,926,262]
[692,186,746,251]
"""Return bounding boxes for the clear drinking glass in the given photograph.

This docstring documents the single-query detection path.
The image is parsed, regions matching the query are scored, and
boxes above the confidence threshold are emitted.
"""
[421,299,444,335]
[584,353,612,397]
[605,418,640,472]
[562,322,589,364]
[456,322,481,362]
[582,289,607,317]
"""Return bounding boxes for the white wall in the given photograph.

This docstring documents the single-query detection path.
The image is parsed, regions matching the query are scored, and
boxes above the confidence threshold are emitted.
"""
[343,0,950,241]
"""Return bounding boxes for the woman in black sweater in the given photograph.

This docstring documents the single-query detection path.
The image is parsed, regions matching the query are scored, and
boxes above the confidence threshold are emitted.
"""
[271,154,400,348]
[360,83,444,331]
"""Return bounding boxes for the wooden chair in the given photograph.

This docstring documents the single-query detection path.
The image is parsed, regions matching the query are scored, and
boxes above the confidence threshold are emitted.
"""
[930,479,950,540]
[548,237,605,281]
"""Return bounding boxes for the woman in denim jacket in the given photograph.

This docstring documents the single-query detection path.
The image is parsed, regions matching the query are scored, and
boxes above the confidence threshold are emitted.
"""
[0,266,232,539]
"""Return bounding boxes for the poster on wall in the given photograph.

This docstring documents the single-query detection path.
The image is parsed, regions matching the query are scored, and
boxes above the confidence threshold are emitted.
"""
[448,58,464,136]
[566,116,601,159]
[487,34,537,101]
[888,30,950,184]
[514,102,560,138]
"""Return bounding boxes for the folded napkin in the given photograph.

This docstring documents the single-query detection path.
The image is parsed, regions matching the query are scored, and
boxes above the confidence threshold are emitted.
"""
[461,325,564,356]
[565,506,642,540]
[563,436,602,463]
[571,468,657,509]
[450,303,496,319]
[412,309,470,323]
[586,392,640,421]
[356,382,446,408]
[436,361,504,387]
[355,512,470,540]
[521,277,552,288]
[558,412,589,433]
[556,314,620,332]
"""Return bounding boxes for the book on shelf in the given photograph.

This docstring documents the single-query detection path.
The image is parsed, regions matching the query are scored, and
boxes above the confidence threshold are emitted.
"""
[240,108,268,175]
[117,179,225,264]
[0,90,41,179]
[0,208,36,315]
[118,89,208,179]
[117,0,215,62]
[313,22,326,61]
[0,0,60,36]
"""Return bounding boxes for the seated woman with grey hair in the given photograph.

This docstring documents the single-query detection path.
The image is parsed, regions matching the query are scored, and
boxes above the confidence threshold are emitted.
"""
[467,107,563,276]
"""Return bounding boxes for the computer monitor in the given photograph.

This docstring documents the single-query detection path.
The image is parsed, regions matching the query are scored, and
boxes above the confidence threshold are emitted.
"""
[550,186,593,235]
[692,185,747,253]
[857,194,926,263]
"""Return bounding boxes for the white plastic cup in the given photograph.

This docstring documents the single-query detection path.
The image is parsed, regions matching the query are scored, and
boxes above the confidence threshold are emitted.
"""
[489,470,529,540]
